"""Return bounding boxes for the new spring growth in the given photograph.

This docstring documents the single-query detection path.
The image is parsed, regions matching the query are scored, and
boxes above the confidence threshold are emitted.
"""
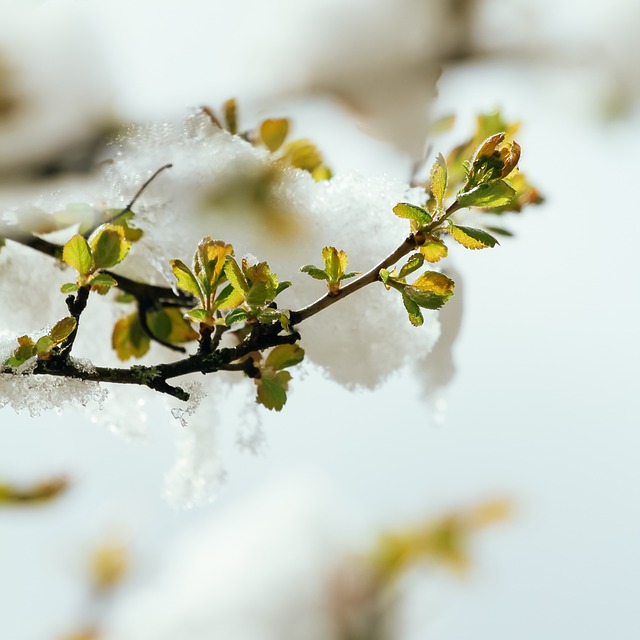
[466,133,521,188]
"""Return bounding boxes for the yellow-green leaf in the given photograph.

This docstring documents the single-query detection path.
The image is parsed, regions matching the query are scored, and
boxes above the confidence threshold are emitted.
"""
[300,265,328,280]
[265,344,305,371]
[49,316,77,344]
[402,293,424,326]
[194,237,234,293]
[35,335,54,357]
[430,153,448,209]
[456,180,515,209]
[147,308,199,343]
[322,246,346,282]
[449,225,499,250]
[0,476,69,505]
[255,369,291,411]
[398,253,424,279]
[392,203,432,227]
[311,164,332,181]
[214,283,246,310]
[170,259,203,300]
[90,224,130,269]
[420,239,448,263]
[404,271,455,310]
[260,118,289,152]
[224,256,249,294]
[112,313,150,361]
[281,139,323,172]
[62,234,92,275]
[223,98,238,134]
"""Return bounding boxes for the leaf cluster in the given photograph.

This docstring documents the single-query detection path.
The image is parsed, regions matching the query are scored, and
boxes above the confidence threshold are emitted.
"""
[253,343,305,411]
[201,100,332,181]
[61,224,132,294]
[301,246,359,295]
[170,237,291,331]
[4,317,77,367]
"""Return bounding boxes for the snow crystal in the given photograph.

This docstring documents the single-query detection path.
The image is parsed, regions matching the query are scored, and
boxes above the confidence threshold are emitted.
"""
[0,370,108,417]
[163,382,225,509]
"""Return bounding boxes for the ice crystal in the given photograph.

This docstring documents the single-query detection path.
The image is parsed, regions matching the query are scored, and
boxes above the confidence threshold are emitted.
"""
[164,382,225,509]
[0,370,108,416]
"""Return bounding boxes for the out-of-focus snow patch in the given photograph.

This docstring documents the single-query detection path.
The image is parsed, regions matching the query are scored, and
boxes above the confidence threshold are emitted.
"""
[0,0,114,173]
[104,474,360,640]
[163,381,226,508]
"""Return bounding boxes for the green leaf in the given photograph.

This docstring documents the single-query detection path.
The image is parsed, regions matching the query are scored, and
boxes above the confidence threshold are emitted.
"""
[170,260,204,301]
[49,317,77,344]
[246,282,271,307]
[5,336,36,367]
[224,308,249,326]
[449,225,499,250]
[301,265,328,280]
[62,234,92,275]
[260,118,289,152]
[35,335,54,357]
[392,203,432,227]
[90,224,131,269]
[456,180,516,209]
[430,153,448,209]
[89,273,118,289]
[275,281,291,297]
[255,369,292,411]
[60,282,79,294]
[404,271,455,310]
[379,269,391,285]
[402,293,424,326]
[265,344,305,370]
[224,256,249,294]
[398,253,424,279]
[185,308,212,324]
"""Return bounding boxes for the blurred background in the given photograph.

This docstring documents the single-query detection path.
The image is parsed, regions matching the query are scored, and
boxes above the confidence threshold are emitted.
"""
[1,0,640,639]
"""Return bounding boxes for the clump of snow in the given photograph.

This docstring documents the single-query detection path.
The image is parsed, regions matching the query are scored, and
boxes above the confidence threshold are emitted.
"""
[0,370,108,416]
[103,116,444,388]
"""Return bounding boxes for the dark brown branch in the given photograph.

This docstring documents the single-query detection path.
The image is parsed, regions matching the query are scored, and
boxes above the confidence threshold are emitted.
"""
[22,325,301,401]
[291,235,418,324]
[0,222,195,308]
[290,200,460,324]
